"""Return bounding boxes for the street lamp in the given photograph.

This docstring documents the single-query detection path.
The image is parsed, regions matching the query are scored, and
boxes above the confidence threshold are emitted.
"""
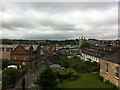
[22,76,26,90]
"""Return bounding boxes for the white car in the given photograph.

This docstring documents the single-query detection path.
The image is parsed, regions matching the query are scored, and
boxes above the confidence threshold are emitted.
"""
[7,65,18,69]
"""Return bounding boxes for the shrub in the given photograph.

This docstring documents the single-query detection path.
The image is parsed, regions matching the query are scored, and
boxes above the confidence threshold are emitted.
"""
[2,60,13,70]
[59,57,100,73]
[98,75,103,81]
[104,80,118,89]
[19,67,27,77]
[34,67,59,89]
[105,80,110,85]
[2,68,20,89]
[55,68,79,81]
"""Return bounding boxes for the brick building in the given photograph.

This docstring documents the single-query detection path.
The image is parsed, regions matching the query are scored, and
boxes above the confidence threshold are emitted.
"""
[10,44,41,69]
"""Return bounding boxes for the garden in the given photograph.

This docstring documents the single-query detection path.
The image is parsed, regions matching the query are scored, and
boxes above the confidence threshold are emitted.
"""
[2,60,27,89]
[33,57,118,89]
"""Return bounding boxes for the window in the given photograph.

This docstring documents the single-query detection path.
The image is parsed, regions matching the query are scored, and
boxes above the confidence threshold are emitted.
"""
[23,56,26,60]
[115,67,119,79]
[14,56,16,60]
[22,51,24,54]
[104,48,106,50]
[105,63,109,74]
[16,51,18,54]
[6,48,10,51]
[109,49,111,51]
[2,48,4,51]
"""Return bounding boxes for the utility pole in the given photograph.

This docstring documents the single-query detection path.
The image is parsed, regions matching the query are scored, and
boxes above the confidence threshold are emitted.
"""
[22,76,26,90]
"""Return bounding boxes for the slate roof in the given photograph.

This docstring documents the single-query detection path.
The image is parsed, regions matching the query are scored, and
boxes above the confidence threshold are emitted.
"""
[82,46,120,64]
[47,53,60,64]
[102,49,120,64]
[32,45,38,51]
[23,45,31,50]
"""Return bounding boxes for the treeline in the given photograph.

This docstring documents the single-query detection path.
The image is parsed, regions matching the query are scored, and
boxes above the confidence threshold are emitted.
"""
[2,39,79,45]
[2,39,39,45]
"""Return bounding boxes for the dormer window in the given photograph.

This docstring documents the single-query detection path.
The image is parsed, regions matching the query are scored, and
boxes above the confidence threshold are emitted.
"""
[104,48,106,50]
[109,49,111,51]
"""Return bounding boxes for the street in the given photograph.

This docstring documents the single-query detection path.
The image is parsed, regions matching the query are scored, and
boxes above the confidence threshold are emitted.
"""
[6,63,46,90]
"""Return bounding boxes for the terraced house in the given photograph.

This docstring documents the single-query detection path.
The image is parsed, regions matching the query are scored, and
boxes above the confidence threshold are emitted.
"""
[10,44,41,69]
[81,45,118,63]
[80,41,120,87]
[100,47,120,88]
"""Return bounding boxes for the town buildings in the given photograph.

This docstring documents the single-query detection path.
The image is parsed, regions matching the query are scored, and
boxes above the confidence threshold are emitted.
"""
[10,44,41,69]
[100,47,120,87]
[0,44,17,60]
[79,37,120,88]
[0,44,42,69]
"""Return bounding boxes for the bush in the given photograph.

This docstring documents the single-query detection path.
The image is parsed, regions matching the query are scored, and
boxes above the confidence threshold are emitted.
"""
[59,57,100,73]
[55,68,79,81]
[19,67,27,77]
[2,60,13,70]
[105,80,111,85]
[98,75,103,81]
[34,67,59,89]
[2,68,21,89]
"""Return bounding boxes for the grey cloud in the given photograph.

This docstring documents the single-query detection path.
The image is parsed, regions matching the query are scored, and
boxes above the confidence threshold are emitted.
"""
[37,19,75,30]
[1,2,118,40]
[23,33,74,40]
[3,19,36,30]
[4,2,116,12]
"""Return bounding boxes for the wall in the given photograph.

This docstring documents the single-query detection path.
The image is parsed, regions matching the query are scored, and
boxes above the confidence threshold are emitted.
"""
[81,53,100,62]
[0,51,11,60]
[100,60,120,87]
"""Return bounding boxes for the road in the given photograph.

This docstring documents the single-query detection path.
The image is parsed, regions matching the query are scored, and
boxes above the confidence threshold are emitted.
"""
[12,63,46,90]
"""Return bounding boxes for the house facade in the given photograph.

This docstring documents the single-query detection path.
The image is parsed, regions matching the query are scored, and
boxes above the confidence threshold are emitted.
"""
[10,44,41,69]
[100,48,120,88]
[0,44,17,60]
[80,44,120,87]
[80,45,118,63]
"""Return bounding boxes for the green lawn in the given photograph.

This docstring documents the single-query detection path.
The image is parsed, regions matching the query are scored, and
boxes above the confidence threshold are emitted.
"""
[60,73,116,89]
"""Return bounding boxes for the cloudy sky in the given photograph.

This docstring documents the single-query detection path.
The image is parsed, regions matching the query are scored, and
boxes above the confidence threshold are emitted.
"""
[0,2,118,40]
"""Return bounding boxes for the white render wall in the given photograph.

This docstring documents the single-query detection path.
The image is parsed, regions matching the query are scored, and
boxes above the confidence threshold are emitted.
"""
[81,53,100,63]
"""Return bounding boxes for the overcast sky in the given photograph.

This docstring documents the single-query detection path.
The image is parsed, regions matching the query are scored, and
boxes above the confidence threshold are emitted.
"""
[0,2,118,40]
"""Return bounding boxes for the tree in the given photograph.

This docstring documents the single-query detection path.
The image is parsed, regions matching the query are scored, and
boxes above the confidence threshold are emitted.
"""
[2,60,10,70]
[2,60,14,70]
[80,42,90,49]
[2,68,20,89]
[34,68,59,89]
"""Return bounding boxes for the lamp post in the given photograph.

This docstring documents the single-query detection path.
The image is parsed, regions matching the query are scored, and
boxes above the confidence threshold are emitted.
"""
[22,76,26,90]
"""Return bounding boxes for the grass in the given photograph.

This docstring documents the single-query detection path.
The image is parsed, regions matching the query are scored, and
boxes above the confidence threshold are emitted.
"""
[59,73,116,89]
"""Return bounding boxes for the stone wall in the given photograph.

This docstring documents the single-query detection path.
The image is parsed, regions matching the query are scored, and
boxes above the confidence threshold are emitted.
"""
[100,59,120,87]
